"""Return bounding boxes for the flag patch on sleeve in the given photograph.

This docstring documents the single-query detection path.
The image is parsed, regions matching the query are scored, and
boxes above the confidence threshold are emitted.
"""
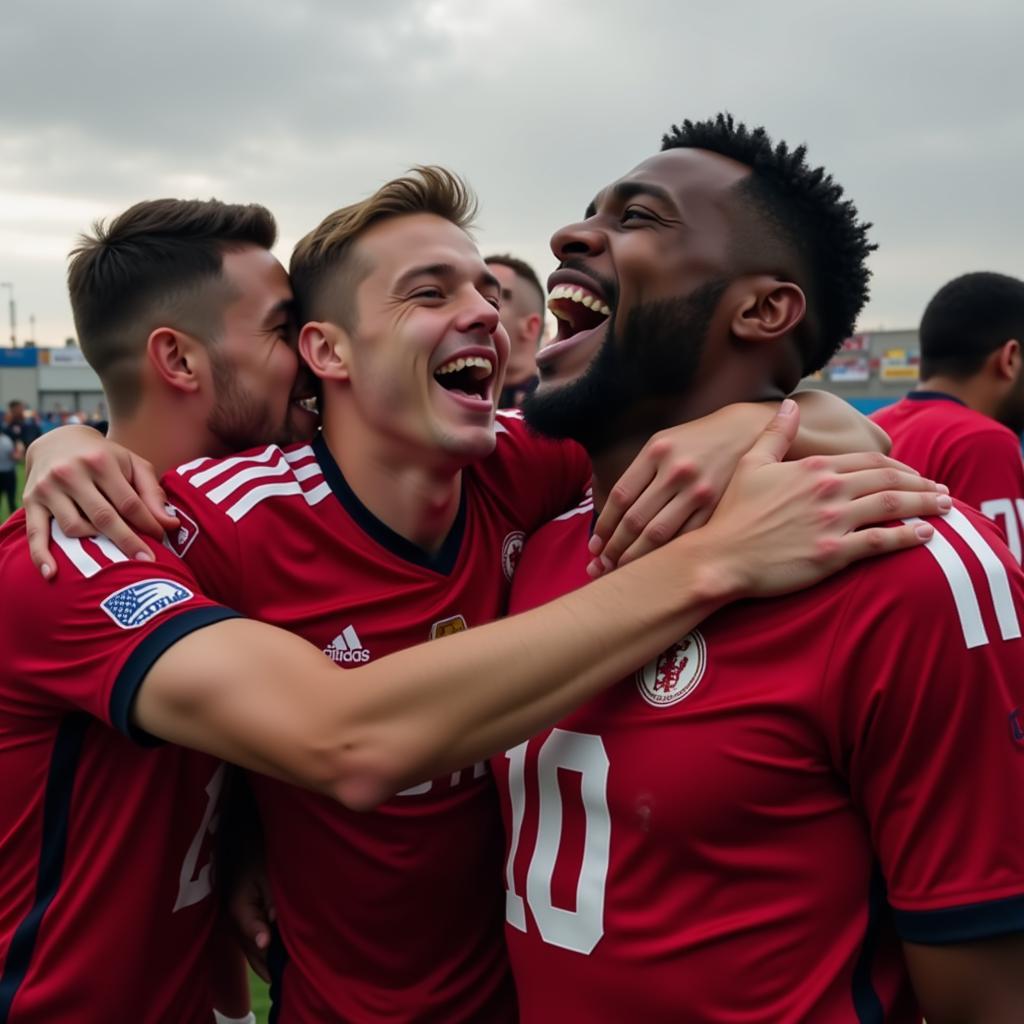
[101,579,194,629]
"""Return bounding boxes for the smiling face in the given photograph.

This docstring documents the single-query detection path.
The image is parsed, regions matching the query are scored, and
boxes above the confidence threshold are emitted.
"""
[326,213,509,463]
[524,148,753,447]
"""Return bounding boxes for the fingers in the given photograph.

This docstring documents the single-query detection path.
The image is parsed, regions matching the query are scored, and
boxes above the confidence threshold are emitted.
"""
[612,492,712,568]
[25,503,58,579]
[128,453,179,532]
[802,451,920,476]
[590,459,658,560]
[841,489,952,531]
[736,398,799,469]
[242,938,271,984]
[835,467,946,505]
[831,519,935,569]
[75,480,158,562]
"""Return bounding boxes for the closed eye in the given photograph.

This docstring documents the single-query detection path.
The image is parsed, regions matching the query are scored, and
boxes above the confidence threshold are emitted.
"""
[622,206,658,224]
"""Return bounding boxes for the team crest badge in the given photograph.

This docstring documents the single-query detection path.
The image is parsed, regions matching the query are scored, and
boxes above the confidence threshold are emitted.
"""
[635,631,707,707]
[101,579,193,629]
[501,531,525,581]
[164,503,200,558]
[430,614,468,640]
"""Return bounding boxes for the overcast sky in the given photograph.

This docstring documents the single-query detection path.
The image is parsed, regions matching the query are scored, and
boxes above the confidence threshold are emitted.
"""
[1,0,1020,346]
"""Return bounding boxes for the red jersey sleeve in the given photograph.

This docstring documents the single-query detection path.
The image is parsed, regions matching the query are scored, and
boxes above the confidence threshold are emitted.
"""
[161,459,249,605]
[490,410,591,529]
[0,516,240,742]
[823,505,1024,942]
[941,428,1024,512]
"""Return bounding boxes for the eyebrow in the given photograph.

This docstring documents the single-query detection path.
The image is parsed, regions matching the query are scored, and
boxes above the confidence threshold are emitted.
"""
[394,262,501,293]
[585,180,679,220]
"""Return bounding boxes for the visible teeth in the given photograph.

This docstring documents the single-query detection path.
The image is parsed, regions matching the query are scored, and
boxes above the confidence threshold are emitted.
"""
[547,284,610,317]
[435,355,494,377]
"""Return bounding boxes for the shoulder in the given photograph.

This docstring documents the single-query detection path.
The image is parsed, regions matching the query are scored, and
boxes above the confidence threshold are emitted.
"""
[163,440,329,527]
[0,513,204,641]
[832,502,1022,651]
[510,492,593,607]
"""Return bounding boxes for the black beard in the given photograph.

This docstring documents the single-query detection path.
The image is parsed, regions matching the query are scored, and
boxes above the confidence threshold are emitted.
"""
[523,280,726,452]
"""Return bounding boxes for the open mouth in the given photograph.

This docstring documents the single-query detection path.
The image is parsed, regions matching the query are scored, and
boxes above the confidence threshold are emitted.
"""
[548,283,612,341]
[432,354,495,402]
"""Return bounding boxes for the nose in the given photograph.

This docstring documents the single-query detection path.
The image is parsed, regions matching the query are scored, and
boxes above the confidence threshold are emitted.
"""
[550,219,607,262]
[456,289,501,337]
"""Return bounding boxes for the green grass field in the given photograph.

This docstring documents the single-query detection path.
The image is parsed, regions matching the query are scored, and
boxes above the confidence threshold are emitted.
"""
[250,974,270,1022]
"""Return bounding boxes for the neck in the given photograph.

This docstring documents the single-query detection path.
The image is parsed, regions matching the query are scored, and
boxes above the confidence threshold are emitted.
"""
[916,375,996,419]
[321,411,462,555]
[588,379,785,512]
[107,411,215,479]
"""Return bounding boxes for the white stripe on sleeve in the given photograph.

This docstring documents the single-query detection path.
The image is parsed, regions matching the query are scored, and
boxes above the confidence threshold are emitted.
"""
[943,507,1021,642]
[51,523,102,578]
[904,516,988,649]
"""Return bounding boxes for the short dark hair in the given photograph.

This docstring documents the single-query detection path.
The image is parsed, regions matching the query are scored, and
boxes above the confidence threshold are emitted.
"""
[484,254,546,316]
[67,198,276,415]
[291,166,477,330]
[918,272,1024,379]
[661,113,876,375]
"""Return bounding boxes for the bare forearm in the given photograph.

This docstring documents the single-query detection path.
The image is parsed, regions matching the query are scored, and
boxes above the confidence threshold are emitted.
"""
[348,535,728,802]
[138,533,730,810]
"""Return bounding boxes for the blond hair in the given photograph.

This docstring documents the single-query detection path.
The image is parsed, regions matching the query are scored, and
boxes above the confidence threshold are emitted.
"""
[290,166,477,329]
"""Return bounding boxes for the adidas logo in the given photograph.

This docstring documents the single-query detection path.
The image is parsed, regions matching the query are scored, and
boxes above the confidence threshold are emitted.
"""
[324,625,371,664]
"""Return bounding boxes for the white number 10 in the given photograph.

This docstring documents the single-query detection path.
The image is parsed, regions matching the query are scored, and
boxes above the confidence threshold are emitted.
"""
[504,729,610,955]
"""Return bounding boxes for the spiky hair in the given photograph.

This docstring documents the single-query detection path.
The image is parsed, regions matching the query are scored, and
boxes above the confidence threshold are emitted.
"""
[661,113,875,373]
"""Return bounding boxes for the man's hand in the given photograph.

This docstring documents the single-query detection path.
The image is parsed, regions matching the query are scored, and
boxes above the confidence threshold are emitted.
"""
[22,426,178,578]
[697,400,949,599]
[590,392,895,576]
[228,860,276,984]
[589,405,764,576]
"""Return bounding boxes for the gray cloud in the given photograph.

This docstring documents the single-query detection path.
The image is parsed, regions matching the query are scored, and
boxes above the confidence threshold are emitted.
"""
[1,0,1021,342]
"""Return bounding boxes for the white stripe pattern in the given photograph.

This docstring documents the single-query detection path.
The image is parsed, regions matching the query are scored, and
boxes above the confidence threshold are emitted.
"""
[91,536,130,565]
[226,480,331,522]
[183,445,278,487]
[904,512,1021,649]
[945,508,1021,641]
[555,499,595,522]
[51,523,102,578]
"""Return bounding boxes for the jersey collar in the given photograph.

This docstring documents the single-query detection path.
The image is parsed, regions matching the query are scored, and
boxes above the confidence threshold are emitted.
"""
[312,432,467,576]
[906,390,967,406]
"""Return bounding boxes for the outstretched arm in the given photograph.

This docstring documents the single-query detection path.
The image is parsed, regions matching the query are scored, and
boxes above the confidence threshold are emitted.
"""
[137,404,947,810]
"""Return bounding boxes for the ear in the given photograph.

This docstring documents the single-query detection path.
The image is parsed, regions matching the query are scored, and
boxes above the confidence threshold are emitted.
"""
[729,277,807,344]
[993,338,1021,381]
[146,328,204,395]
[299,321,351,382]
[523,312,544,347]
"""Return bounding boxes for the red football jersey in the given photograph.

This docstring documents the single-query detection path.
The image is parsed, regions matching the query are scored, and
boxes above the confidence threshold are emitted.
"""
[0,513,239,1022]
[494,494,1024,1023]
[874,392,1024,560]
[161,413,590,1023]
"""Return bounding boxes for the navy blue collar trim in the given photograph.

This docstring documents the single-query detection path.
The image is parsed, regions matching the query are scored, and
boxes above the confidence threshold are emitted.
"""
[906,390,967,407]
[313,432,466,576]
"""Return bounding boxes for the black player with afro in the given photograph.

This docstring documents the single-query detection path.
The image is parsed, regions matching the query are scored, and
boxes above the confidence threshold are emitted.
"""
[661,113,876,374]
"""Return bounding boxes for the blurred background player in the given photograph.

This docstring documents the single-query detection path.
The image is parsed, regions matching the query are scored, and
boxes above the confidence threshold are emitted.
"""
[0,425,19,518]
[485,254,545,406]
[873,271,1024,560]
